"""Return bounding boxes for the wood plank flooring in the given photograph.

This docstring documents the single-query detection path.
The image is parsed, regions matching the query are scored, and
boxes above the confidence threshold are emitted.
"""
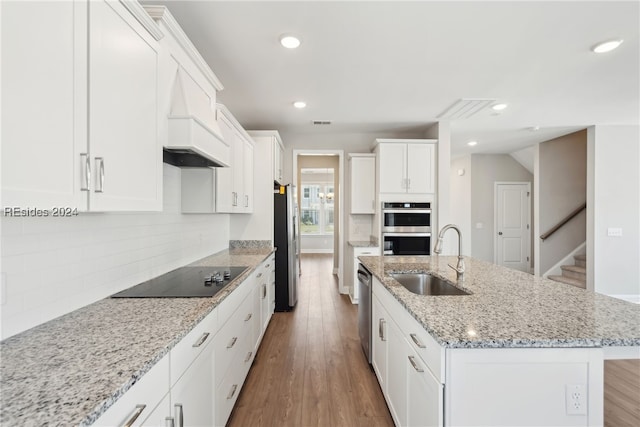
[604,358,640,427]
[228,254,393,427]
[229,254,639,427]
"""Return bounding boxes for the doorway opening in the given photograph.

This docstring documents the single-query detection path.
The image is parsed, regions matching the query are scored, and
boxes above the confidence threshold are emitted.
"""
[293,150,346,294]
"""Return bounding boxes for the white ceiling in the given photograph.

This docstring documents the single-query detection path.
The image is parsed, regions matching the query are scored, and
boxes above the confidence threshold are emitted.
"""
[147,1,639,156]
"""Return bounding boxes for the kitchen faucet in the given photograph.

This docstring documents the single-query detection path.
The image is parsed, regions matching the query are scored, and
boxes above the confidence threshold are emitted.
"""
[433,224,465,279]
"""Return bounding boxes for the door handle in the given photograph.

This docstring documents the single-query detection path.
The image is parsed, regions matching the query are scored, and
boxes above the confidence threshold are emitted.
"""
[498,232,503,235]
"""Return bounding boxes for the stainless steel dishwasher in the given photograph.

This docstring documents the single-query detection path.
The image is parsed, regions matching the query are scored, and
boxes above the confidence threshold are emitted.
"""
[357,263,373,364]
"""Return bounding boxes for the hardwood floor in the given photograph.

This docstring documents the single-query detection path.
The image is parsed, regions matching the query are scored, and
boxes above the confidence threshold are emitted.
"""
[229,254,639,427]
[228,254,393,427]
[604,359,640,427]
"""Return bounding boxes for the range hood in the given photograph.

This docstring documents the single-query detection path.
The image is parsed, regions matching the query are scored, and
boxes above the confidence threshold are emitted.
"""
[163,67,230,168]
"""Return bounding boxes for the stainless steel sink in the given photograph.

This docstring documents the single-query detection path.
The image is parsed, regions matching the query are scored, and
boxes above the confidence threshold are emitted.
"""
[390,273,470,296]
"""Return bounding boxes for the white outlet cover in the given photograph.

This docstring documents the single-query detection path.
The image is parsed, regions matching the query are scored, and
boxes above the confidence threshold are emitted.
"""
[565,384,587,415]
[607,227,623,237]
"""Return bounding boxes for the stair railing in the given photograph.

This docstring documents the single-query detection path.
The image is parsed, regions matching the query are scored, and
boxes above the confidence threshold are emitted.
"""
[540,202,587,241]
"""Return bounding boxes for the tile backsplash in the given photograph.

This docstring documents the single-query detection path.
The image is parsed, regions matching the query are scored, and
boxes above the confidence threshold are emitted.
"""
[0,164,230,339]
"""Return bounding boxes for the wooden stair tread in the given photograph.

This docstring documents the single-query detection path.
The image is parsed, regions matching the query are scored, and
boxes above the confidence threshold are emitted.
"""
[574,254,586,261]
[548,275,586,289]
[561,265,586,274]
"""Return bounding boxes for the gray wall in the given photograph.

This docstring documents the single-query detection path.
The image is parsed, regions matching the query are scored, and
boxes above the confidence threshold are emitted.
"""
[470,154,533,263]
[538,130,587,275]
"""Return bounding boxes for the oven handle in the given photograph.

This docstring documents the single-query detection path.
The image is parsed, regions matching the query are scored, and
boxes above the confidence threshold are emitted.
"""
[383,233,431,237]
[382,209,431,214]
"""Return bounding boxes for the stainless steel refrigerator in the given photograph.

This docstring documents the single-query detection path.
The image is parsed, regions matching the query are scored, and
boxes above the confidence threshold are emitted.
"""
[274,184,299,311]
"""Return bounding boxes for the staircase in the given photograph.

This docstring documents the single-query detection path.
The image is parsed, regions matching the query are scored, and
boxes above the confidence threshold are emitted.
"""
[548,254,586,289]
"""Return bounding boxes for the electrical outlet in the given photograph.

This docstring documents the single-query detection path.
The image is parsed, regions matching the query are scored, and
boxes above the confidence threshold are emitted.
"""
[565,384,587,415]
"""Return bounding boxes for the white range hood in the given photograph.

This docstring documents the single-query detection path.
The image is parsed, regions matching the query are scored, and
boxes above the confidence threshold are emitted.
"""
[163,67,230,168]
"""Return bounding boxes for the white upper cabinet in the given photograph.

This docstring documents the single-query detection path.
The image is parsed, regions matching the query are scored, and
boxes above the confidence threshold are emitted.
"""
[214,105,254,214]
[88,0,162,211]
[349,154,376,214]
[375,139,436,196]
[1,0,164,212]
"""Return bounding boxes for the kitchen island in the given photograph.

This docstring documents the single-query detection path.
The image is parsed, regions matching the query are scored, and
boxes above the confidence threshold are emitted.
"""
[0,247,274,426]
[358,254,640,426]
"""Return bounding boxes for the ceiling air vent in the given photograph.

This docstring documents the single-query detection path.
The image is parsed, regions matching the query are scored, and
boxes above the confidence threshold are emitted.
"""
[312,120,332,125]
[437,98,496,120]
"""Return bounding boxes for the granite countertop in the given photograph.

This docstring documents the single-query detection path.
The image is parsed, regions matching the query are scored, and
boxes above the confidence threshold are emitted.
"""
[348,240,379,248]
[358,255,640,349]
[0,247,274,427]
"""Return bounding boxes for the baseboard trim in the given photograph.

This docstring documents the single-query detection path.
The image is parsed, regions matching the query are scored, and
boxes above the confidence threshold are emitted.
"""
[606,294,640,304]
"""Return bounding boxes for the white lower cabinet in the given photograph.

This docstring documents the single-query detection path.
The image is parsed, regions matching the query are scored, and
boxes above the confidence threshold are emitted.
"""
[372,278,443,427]
[94,257,275,427]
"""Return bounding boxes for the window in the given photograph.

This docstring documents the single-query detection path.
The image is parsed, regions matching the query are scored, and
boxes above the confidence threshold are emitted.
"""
[300,169,334,235]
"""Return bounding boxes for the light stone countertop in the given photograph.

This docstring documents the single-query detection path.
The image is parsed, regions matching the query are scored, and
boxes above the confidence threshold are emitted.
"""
[358,255,640,349]
[348,240,379,248]
[0,247,275,427]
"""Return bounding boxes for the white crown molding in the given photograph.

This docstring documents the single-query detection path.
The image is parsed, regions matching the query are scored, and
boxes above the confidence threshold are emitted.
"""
[119,0,164,41]
[217,104,254,145]
[144,5,224,91]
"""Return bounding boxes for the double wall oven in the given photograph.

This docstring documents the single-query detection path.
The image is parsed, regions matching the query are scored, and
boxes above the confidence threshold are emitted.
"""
[382,202,432,255]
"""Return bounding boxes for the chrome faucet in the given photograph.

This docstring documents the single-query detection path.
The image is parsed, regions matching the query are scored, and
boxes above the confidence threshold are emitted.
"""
[433,224,465,279]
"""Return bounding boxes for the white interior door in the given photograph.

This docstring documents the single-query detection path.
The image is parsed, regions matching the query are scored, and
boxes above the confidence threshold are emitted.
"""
[495,183,531,272]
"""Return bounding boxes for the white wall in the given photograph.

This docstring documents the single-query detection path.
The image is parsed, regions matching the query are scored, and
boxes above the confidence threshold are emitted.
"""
[450,155,472,256]
[537,130,587,275]
[587,125,640,299]
[0,164,230,339]
[470,154,533,263]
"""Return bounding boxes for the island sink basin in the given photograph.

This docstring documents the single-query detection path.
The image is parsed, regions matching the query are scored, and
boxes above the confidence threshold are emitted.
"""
[390,273,470,296]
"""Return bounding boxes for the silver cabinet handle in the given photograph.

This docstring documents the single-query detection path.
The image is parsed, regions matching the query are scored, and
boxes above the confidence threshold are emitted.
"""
[192,332,210,348]
[174,404,183,427]
[165,417,175,427]
[227,336,238,348]
[244,351,253,362]
[95,157,105,193]
[123,404,146,427]
[262,284,267,299]
[245,195,248,207]
[408,355,424,372]
[80,153,91,191]
[407,178,411,189]
[379,319,386,341]
[410,333,426,348]
[227,384,238,400]
[244,313,252,322]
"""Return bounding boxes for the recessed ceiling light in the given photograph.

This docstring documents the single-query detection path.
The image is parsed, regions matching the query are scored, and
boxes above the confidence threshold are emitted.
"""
[492,103,508,111]
[591,39,623,53]
[467,141,478,147]
[527,126,540,132]
[279,34,301,49]
[293,101,306,109]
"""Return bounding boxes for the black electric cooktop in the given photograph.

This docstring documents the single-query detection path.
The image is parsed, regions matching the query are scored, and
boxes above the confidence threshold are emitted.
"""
[111,266,249,298]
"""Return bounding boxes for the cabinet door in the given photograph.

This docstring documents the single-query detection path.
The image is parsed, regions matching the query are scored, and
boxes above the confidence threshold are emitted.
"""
[386,314,408,427]
[243,141,254,212]
[231,129,245,213]
[407,349,444,427]
[350,157,376,214]
[215,114,235,213]
[273,140,284,184]
[88,0,161,211]
[170,341,215,426]
[139,393,171,427]
[1,1,88,210]
[372,295,388,393]
[378,144,407,194]
[407,143,435,194]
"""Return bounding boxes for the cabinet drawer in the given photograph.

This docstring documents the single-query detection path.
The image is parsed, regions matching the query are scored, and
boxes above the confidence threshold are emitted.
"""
[214,290,253,386]
[215,334,247,426]
[396,307,443,382]
[170,307,218,387]
[218,270,255,326]
[93,355,170,427]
